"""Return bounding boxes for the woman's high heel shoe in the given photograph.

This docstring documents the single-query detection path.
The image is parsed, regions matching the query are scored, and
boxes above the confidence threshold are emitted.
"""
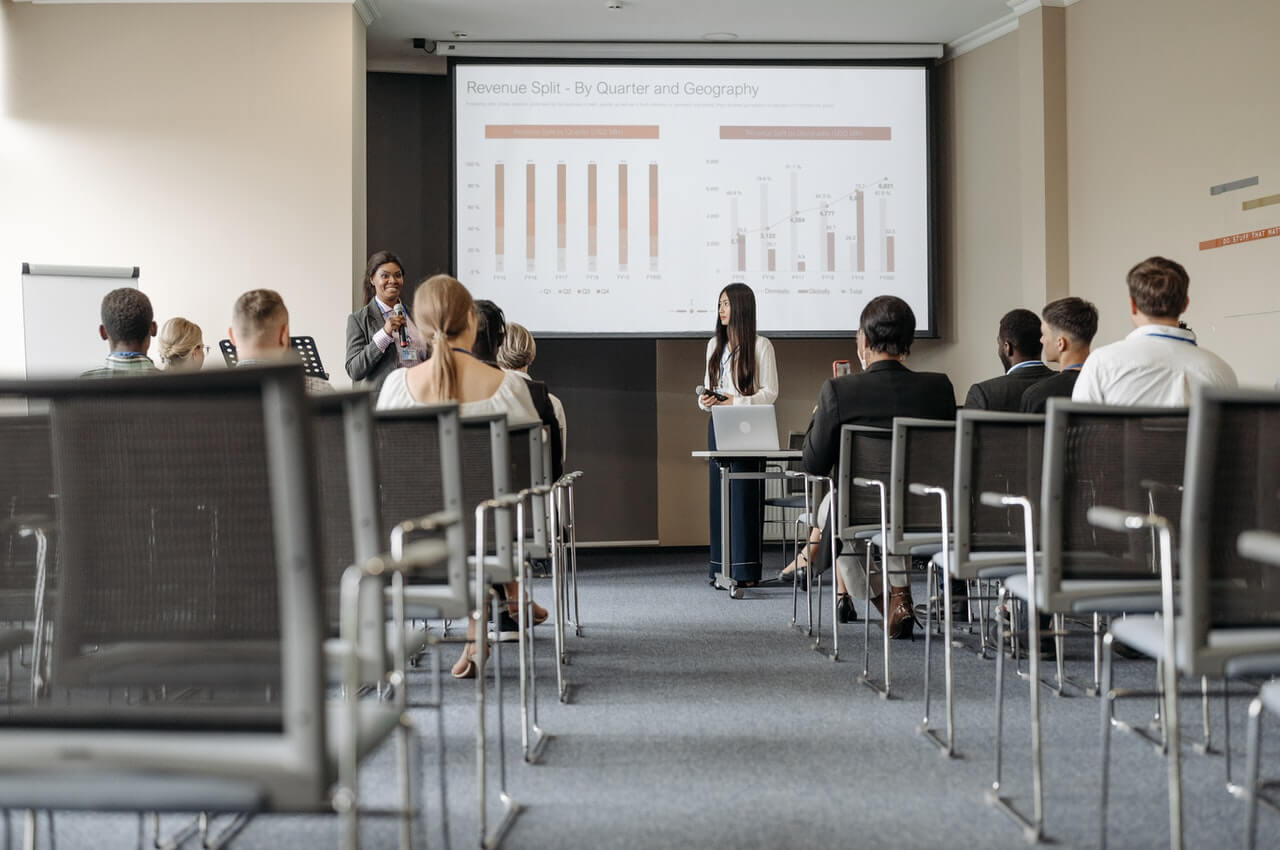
[451,642,485,679]
[837,593,858,624]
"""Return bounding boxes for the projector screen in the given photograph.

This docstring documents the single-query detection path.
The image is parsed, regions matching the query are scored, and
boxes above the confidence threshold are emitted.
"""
[453,63,933,337]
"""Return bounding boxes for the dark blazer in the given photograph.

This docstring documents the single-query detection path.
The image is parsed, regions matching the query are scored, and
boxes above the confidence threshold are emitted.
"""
[345,299,400,391]
[1020,368,1080,413]
[964,362,1055,412]
[802,360,957,477]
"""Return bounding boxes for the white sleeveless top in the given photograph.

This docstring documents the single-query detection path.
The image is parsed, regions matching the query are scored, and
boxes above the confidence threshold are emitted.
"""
[376,367,541,425]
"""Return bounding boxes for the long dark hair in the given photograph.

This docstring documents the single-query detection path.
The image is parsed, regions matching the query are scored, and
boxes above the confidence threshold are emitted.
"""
[471,300,506,364]
[707,283,758,396]
[361,250,404,303]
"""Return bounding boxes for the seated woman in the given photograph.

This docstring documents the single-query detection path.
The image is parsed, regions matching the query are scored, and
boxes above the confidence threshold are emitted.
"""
[798,295,956,638]
[497,321,567,467]
[156,317,207,372]
[376,275,542,678]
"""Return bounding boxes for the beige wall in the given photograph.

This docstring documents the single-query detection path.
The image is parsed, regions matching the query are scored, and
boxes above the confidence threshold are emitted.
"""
[0,2,366,384]
[1065,0,1280,388]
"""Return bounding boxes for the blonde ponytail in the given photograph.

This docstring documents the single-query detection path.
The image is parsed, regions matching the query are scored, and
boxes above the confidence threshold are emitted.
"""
[413,275,475,402]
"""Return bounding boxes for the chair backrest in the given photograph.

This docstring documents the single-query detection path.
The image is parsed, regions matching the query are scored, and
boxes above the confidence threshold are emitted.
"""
[0,366,328,807]
[374,403,468,597]
[460,414,514,578]
[1041,399,1188,597]
[836,424,893,535]
[781,431,807,497]
[953,411,1045,562]
[1182,387,1280,663]
[508,422,550,550]
[310,392,390,675]
[890,417,955,543]
[0,414,54,622]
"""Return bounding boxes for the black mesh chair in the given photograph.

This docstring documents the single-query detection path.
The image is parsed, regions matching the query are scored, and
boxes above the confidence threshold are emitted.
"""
[0,414,55,700]
[0,366,434,850]
[985,401,1189,843]
[834,425,892,682]
[1240,530,1280,850]
[920,411,1044,756]
[764,431,811,565]
[1096,388,1280,850]
[373,404,470,623]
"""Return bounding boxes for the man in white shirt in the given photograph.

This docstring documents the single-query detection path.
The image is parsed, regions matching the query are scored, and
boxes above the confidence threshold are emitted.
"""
[1072,256,1236,406]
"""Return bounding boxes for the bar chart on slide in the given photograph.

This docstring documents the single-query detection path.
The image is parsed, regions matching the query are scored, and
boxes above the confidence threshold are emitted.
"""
[460,124,665,284]
[454,64,931,333]
[710,164,898,281]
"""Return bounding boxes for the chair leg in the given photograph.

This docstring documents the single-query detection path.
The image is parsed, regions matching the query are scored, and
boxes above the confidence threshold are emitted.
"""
[1244,696,1264,850]
[1099,632,1115,850]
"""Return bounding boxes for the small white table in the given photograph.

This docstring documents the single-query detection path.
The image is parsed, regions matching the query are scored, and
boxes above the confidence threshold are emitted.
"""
[692,449,803,598]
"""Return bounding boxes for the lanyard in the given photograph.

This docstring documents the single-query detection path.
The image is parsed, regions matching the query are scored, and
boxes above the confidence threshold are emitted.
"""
[1145,332,1197,346]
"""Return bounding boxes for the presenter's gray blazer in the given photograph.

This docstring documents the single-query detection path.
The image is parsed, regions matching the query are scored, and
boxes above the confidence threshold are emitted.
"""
[345,300,400,391]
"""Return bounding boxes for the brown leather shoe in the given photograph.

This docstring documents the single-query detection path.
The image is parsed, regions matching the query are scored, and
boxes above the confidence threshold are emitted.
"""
[871,587,916,639]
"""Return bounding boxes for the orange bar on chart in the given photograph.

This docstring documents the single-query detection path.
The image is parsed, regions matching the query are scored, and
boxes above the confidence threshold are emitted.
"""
[618,164,628,268]
[767,248,776,272]
[855,190,865,273]
[526,164,535,269]
[826,232,835,272]
[486,124,660,139]
[494,164,505,269]
[719,126,891,141]
[886,236,895,272]
[587,164,598,271]
[556,164,567,272]
[648,164,659,270]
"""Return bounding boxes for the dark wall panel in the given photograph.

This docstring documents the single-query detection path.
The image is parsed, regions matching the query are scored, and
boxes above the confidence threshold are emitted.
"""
[367,72,659,543]
[366,72,452,309]
[535,339,658,542]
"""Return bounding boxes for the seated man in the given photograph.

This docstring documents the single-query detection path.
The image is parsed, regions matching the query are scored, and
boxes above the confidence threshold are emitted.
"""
[801,295,956,639]
[964,308,1054,410]
[1021,296,1098,413]
[1072,256,1236,405]
[229,289,334,394]
[82,288,161,378]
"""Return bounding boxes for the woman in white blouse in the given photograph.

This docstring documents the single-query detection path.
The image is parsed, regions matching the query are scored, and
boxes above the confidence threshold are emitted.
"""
[377,274,542,678]
[698,283,779,588]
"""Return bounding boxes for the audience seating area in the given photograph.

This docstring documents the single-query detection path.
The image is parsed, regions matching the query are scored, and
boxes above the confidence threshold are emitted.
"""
[0,365,1276,849]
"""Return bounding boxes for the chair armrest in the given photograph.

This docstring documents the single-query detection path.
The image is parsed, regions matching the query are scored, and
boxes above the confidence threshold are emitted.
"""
[1238,530,1280,567]
[390,510,460,559]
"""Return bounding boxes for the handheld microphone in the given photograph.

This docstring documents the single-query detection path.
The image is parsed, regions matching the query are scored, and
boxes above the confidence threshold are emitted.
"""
[393,303,408,347]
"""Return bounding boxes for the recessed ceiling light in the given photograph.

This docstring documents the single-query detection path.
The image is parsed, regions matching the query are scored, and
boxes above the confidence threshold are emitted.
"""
[606,1,623,9]
[702,32,740,41]
[452,31,469,39]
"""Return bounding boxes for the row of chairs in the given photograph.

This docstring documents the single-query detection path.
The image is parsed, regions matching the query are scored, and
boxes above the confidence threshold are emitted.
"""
[782,387,1280,846]
[0,364,585,850]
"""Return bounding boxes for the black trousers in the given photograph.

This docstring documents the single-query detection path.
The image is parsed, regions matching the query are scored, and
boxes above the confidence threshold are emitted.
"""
[707,418,765,582]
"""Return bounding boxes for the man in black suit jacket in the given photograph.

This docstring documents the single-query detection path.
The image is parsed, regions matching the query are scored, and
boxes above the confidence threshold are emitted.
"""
[802,295,956,638]
[1020,296,1098,413]
[964,308,1054,410]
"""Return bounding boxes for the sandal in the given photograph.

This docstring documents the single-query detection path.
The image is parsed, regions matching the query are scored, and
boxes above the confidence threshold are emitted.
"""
[451,642,485,679]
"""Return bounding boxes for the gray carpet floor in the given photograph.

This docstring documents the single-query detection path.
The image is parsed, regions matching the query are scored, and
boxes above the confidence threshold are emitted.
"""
[41,549,1280,848]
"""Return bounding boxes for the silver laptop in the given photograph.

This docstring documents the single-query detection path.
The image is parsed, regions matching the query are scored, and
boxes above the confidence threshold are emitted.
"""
[711,405,781,451]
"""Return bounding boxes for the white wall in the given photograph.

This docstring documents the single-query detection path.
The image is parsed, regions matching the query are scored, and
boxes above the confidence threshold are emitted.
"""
[0,1,366,383]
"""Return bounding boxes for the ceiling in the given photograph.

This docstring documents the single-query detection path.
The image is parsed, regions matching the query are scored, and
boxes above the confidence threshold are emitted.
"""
[366,0,1020,68]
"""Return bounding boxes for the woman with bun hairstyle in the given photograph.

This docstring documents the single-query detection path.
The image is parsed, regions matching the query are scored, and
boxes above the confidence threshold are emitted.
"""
[156,317,207,371]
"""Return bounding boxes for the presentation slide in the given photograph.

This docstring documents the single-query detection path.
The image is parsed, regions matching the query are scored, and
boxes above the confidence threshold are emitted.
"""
[453,64,931,336]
